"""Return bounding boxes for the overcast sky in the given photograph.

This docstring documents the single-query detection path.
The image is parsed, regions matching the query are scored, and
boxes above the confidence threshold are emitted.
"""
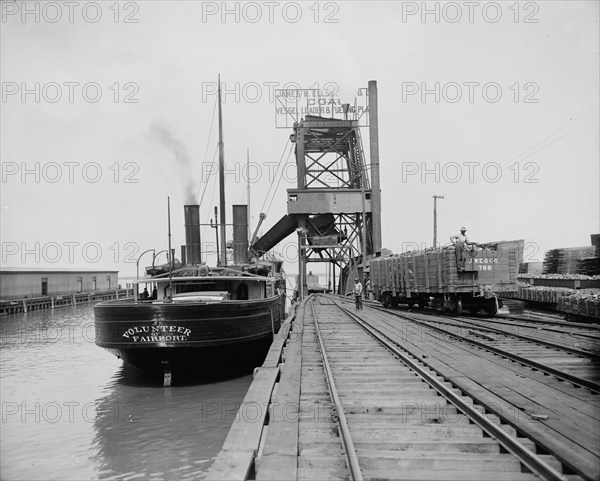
[1,0,598,280]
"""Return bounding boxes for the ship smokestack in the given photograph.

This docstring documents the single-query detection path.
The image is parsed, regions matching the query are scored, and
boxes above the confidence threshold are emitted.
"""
[184,205,201,265]
[232,205,249,264]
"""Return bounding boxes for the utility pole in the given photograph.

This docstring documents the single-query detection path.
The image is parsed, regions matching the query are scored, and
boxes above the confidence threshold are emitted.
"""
[433,195,444,248]
[368,80,382,254]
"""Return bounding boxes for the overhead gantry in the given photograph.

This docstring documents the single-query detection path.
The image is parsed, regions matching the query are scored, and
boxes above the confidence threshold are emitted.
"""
[250,81,382,297]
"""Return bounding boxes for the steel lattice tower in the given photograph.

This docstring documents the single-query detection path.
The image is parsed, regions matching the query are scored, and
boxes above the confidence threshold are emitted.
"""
[289,81,382,296]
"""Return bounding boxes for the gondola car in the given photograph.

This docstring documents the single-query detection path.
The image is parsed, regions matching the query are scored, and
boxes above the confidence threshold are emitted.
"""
[370,240,523,316]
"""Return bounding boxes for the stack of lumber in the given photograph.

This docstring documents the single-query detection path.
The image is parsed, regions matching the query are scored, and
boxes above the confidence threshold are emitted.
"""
[519,262,544,275]
[576,257,600,276]
[543,250,560,274]
[591,234,600,257]
[543,246,596,274]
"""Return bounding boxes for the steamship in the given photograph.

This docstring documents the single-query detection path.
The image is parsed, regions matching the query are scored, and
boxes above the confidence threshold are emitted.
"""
[93,79,286,380]
[93,218,286,378]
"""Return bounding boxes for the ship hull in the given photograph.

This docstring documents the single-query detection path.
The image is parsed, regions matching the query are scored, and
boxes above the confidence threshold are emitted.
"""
[94,295,285,375]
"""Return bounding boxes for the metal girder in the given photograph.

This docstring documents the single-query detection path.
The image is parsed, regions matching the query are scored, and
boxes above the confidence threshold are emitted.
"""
[290,114,372,294]
[289,84,381,296]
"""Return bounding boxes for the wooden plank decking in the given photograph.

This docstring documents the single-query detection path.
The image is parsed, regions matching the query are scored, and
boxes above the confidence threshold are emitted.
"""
[207,296,598,481]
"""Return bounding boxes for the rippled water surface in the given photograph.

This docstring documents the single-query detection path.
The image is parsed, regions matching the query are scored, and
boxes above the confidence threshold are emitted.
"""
[1,304,253,480]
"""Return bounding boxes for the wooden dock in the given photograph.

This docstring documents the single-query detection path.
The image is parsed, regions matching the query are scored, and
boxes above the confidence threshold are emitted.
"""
[208,295,599,481]
[0,288,133,315]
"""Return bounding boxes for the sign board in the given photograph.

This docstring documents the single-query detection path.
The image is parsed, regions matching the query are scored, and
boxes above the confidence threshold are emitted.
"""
[274,87,369,128]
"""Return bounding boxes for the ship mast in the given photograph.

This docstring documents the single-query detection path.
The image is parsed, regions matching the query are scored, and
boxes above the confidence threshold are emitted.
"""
[218,75,227,266]
[247,147,251,243]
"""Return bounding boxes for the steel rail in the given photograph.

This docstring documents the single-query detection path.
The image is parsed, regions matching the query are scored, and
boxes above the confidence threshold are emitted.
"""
[501,314,600,330]
[420,315,600,360]
[463,316,600,340]
[361,296,599,332]
[380,313,600,393]
[372,303,600,360]
[368,304,600,392]
[331,298,567,481]
[308,298,364,481]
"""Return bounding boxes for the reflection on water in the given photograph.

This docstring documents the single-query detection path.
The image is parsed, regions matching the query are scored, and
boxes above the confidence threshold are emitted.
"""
[93,368,252,480]
[1,304,253,480]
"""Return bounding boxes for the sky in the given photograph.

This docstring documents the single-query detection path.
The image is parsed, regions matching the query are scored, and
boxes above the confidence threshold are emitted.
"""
[1,0,598,282]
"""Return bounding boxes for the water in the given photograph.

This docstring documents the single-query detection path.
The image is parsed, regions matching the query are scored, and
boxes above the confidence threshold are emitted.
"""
[0,304,253,480]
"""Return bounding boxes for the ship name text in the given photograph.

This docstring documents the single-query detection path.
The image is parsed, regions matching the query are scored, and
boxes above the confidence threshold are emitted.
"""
[122,325,192,342]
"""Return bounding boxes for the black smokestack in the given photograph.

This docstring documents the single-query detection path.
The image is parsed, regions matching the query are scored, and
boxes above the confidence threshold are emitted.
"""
[184,205,201,265]
[232,205,249,264]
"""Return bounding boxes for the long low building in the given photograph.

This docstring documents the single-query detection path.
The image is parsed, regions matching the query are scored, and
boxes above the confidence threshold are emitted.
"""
[0,268,119,300]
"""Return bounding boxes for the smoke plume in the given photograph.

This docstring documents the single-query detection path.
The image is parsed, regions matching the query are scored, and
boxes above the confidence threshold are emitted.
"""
[150,121,196,204]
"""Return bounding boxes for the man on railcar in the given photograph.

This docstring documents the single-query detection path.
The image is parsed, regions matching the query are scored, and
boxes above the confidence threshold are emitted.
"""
[450,227,476,271]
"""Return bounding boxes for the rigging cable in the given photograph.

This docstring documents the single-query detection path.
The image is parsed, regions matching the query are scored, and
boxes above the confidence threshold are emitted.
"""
[195,99,218,202]
[265,142,294,217]
[258,139,291,216]
[199,144,220,243]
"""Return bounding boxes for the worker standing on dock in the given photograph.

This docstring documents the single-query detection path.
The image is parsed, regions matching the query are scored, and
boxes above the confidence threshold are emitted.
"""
[353,278,363,310]
[450,227,476,271]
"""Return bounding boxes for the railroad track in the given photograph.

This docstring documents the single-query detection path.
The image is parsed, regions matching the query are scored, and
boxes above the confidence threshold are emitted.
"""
[500,313,598,328]
[360,301,600,392]
[362,295,600,350]
[363,297,599,332]
[495,315,600,338]
[356,298,600,357]
[464,315,600,346]
[298,295,582,481]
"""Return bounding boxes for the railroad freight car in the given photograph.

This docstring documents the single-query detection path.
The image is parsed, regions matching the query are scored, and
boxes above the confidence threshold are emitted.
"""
[370,240,524,315]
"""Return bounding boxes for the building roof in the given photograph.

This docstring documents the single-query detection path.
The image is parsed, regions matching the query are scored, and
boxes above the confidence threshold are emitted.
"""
[1,267,119,274]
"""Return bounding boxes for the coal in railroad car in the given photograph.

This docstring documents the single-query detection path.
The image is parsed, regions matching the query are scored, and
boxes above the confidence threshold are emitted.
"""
[370,240,524,316]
